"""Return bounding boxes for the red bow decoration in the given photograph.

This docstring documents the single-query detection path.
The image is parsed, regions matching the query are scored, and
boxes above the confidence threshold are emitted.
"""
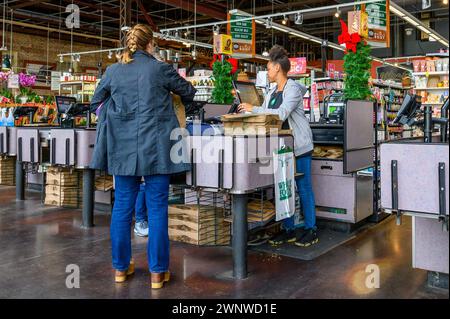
[338,19,362,53]
[210,54,238,74]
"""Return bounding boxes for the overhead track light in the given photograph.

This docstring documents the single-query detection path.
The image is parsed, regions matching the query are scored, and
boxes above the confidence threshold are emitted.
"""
[335,7,341,18]
[213,25,220,35]
[108,51,113,59]
[294,12,303,25]
[266,18,273,29]
[282,15,288,25]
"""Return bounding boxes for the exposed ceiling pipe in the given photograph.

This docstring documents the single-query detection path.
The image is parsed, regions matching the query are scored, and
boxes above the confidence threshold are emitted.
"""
[0,18,120,43]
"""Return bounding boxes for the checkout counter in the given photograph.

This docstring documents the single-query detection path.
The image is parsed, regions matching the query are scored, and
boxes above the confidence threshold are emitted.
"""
[310,94,375,226]
[12,97,98,228]
[380,95,449,286]
[183,81,293,279]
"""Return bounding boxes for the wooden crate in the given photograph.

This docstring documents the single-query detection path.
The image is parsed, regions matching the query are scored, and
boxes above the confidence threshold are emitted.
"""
[46,167,82,187]
[221,114,284,136]
[168,204,231,246]
[247,200,275,223]
[44,185,82,207]
[95,174,113,191]
[224,200,275,224]
[44,167,83,207]
[0,156,16,186]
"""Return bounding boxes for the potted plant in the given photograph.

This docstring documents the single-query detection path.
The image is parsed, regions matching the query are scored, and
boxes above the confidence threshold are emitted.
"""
[17,73,37,104]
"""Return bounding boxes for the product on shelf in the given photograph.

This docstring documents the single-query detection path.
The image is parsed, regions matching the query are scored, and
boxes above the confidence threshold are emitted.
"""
[413,58,449,73]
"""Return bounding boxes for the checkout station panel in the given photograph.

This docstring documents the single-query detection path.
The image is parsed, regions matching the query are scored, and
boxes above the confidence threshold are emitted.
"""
[379,96,449,275]
[185,81,294,194]
[310,97,375,224]
[14,96,96,169]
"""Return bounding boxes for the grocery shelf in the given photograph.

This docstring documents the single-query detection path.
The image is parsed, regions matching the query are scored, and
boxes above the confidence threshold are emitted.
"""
[412,71,449,76]
[421,104,445,108]
[372,81,410,90]
[414,87,449,90]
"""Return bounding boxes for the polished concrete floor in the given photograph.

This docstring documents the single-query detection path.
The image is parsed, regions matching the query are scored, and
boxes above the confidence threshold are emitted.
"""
[0,186,448,299]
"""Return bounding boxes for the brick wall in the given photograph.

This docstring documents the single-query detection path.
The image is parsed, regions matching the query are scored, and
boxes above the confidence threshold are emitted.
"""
[2,31,116,95]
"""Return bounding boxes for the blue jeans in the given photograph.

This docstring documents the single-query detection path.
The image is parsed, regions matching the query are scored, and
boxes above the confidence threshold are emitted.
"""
[135,183,147,223]
[111,175,170,273]
[283,155,316,231]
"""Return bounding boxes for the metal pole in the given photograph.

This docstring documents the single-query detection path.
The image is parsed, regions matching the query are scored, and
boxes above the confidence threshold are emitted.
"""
[82,169,95,228]
[15,161,24,200]
[232,193,248,280]
[424,105,433,143]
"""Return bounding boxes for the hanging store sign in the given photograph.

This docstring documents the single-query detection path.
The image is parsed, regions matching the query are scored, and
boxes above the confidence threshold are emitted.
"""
[356,0,390,48]
[51,71,62,91]
[7,74,19,89]
[213,34,233,56]
[348,10,369,39]
[287,58,307,76]
[227,13,256,58]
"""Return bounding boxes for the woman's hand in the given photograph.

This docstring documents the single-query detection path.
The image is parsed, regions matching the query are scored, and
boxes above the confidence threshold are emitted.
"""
[237,103,253,113]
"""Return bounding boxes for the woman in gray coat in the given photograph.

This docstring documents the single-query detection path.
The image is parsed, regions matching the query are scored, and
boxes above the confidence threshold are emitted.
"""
[90,24,196,288]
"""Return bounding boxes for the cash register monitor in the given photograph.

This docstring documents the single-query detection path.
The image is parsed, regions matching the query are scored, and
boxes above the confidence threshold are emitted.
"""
[235,81,263,106]
[203,104,235,119]
[55,96,77,114]
[56,96,90,116]
[393,94,420,126]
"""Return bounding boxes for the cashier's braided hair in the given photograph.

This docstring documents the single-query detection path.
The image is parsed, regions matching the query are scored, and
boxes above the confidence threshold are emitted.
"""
[120,24,154,64]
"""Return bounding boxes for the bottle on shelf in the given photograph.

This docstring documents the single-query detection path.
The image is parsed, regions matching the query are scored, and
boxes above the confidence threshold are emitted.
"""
[0,108,7,127]
[6,108,14,127]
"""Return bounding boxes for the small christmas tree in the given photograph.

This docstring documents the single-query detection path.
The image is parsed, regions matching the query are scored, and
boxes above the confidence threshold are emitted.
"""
[338,19,372,101]
[211,54,238,104]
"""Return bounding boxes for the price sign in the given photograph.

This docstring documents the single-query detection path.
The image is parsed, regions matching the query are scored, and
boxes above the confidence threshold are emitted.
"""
[287,58,307,76]
[7,74,19,89]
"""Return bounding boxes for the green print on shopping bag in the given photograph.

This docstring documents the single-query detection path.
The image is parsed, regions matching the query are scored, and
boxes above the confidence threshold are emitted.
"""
[278,179,293,201]
[274,145,296,222]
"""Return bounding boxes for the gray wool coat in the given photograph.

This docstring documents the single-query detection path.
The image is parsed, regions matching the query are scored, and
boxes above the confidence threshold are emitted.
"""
[89,50,196,176]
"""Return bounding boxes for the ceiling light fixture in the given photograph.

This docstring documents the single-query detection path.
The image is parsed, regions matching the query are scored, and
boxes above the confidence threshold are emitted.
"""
[262,47,269,57]
[335,7,341,18]
[108,51,113,59]
[282,15,288,25]
[213,25,220,36]
[294,12,303,25]
[266,18,273,29]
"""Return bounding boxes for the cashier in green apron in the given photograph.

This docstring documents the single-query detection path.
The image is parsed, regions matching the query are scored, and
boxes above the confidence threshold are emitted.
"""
[238,45,318,248]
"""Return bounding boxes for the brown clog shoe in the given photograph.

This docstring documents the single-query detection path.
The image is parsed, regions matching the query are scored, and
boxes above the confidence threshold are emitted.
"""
[151,271,171,289]
[115,260,135,283]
